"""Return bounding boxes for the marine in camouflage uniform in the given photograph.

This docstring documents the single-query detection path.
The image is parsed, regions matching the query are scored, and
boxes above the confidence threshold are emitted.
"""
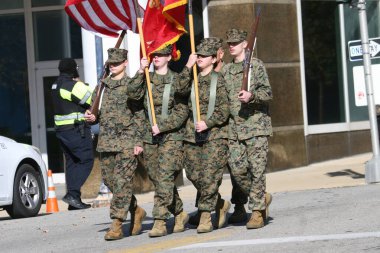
[188,37,248,226]
[182,38,231,233]
[222,28,273,229]
[95,48,147,240]
[127,45,194,237]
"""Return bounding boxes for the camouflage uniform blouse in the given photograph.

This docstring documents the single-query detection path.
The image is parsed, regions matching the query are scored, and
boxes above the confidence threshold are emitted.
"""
[96,72,145,152]
[127,68,192,144]
[222,57,273,140]
[183,71,229,143]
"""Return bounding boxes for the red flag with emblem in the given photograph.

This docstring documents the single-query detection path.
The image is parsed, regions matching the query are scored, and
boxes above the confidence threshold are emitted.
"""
[143,0,187,60]
[65,0,143,37]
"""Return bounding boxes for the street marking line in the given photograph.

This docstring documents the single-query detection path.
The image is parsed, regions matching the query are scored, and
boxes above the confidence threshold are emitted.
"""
[108,230,231,253]
[171,231,380,250]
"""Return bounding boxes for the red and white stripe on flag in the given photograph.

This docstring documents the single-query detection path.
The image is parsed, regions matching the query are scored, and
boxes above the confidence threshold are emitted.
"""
[65,0,140,37]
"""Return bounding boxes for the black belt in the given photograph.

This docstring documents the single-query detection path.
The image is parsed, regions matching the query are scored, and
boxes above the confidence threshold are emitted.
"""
[55,121,87,132]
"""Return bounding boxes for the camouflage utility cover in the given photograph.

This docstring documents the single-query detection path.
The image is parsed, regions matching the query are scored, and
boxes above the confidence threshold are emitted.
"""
[226,28,247,43]
[196,37,221,56]
[154,44,172,55]
[105,48,128,64]
[210,37,223,49]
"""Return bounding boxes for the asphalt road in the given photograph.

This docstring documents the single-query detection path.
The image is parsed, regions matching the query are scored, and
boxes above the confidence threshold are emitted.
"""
[1,184,380,253]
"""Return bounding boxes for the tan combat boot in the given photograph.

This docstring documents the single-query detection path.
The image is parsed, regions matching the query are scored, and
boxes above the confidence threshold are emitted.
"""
[246,210,264,229]
[246,193,273,229]
[104,218,124,240]
[216,199,231,228]
[197,211,213,233]
[265,193,273,220]
[129,205,147,236]
[148,219,167,237]
[173,210,189,233]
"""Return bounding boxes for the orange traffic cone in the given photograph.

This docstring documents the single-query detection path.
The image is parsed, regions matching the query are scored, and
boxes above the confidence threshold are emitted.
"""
[46,170,59,213]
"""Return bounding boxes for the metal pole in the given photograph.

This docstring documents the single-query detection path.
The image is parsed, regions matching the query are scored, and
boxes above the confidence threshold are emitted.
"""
[357,0,380,183]
[95,35,103,79]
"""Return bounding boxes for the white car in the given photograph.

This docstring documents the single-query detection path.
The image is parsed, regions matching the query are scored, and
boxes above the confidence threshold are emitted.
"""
[0,136,48,218]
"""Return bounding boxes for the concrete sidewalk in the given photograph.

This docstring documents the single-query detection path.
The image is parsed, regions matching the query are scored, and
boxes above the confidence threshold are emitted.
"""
[32,152,374,214]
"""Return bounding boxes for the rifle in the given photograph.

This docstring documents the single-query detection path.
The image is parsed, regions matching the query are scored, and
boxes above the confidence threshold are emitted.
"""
[241,7,261,91]
[90,30,127,116]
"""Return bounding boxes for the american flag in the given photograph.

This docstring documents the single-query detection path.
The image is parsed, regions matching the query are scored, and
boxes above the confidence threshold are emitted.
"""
[65,0,144,37]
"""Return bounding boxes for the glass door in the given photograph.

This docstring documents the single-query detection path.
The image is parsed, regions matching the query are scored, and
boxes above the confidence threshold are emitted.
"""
[35,67,64,173]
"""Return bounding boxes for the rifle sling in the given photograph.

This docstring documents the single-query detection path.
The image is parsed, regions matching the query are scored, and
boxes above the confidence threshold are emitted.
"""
[92,83,105,114]
[190,71,218,124]
[98,84,105,111]
[146,72,173,126]
[248,65,252,91]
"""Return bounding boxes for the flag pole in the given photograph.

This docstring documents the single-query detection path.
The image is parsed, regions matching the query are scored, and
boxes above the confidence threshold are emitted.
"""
[133,0,157,126]
[188,0,201,122]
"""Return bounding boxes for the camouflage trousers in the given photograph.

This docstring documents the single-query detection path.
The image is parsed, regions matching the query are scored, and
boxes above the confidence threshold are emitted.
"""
[100,151,138,220]
[184,139,228,212]
[144,141,184,220]
[228,136,269,211]
[194,164,247,208]
[228,163,248,205]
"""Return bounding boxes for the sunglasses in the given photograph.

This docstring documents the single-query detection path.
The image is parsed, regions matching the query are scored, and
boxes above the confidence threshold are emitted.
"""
[197,55,214,58]
[227,41,243,47]
[109,61,125,67]
[152,53,170,58]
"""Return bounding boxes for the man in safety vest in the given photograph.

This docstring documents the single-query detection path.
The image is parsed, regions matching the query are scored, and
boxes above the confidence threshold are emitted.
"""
[51,58,95,210]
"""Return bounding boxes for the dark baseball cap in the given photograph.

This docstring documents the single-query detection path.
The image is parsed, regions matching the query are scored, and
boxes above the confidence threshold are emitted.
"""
[58,58,79,78]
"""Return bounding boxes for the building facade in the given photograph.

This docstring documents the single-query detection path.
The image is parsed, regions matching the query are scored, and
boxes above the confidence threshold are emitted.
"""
[0,0,379,174]
[198,0,380,172]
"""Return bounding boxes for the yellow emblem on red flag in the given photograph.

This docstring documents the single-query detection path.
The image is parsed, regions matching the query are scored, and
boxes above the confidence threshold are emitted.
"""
[143,0,187,61]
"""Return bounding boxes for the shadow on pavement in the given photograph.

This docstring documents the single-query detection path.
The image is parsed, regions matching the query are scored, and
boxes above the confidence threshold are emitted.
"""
[325,169,364,179]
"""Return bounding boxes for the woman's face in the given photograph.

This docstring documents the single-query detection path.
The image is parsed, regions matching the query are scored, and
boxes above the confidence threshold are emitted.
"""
[108,60,127,75]
[196,55,215,70]
[152,54,171,69]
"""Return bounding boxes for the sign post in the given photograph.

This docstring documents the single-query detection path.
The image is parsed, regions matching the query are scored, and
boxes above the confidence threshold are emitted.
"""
[356,0,380,183]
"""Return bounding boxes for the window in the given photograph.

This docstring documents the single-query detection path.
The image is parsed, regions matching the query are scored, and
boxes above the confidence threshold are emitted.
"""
[301,1,345,125]
[0,0,23,10]
[32,0,65,7]
[33,10,82,61]
[0,14,31,143]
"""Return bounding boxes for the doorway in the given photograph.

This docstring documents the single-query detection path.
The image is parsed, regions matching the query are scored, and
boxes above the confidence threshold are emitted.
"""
[35,66,63,173]
[34,60,84,173]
